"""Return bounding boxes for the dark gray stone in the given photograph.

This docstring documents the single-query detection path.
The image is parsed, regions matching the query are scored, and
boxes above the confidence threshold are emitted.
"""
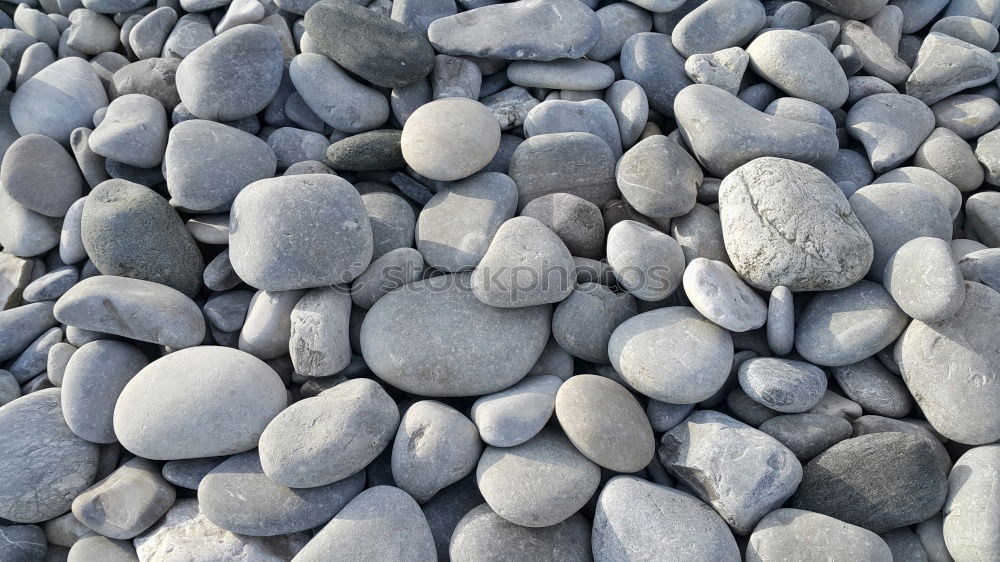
[523,98,622,158]
[325,130,403,171]
[606,220,685,302]
[552,282,636,363]
[1,135,82,218]
[470,375,560,448]
[0,524,47,562]
[362,191,415,260]
[520,192,604,259]
[620,32,692,116]
[616,135,701,219]
[508,132,617,210]
[112,58,181,111]
[672,0,766,57]
[759,413,853,460]
[22,266,77,303]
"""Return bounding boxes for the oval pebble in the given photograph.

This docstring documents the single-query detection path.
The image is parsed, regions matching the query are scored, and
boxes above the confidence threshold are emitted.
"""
[401,98,500,182]
[450,504,591,562]
[738,357,828,413]
[684,257,767,332]
[470,375,561,448]
[62,340,148,444]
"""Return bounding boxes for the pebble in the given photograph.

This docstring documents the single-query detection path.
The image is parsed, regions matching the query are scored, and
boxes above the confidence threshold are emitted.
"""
[361,273,550,396]
[0,302,56,362]
[22,266,78,302]
[292,486,436,562]
[81,179,203,296]
[606,220,685,301]
[112,346,286,459]
[239,289,306,360]
[10,57,107,143]
[758,413,853,460]
[509,132,617,209]
[738,358,828,413]
[1,134,82,217]
[61,340,147,443]
[906,32,998,105]
[792,433,948,533]
[54,275,205,348]
[747,508,893,562]
[450,503,590,562]
[846,93,935,172]
[476,427,599,528]
[67,535,138,562]
[350,247,424,310]
[589,3,652,62]
[839,21,911,85]
[161,457,224,490]
[685,46,749,95]
[873,166,962,218]
[523,99,623,159]
[470,375,560,448]
[0,389,99,524]
[684,257,767,332]
[325,129,403,171]
[200,450,365,536]
[175,25,284,121]
[831,358,913,418]
[427,0,601,61]
[620,32,691,116]
[609,307,734,403]
[943,445,1000,560]
[883,236,965,322]
[914,127,984,192]
[594,476,740,561]
[932,94,1000,140]
[304,0,434,88]
[229,174,372,290]
[672,0,766,57]
[616,134,700,219]
[259,378,397,488]
[401,98,499,182]
[71,457,175,539]
[391,400,481,503]
[746,30,848,110]
[604,79,648,148]
[659,410,802,534]
[967,190,1000,246]
[520,192,605,259]
[552,282,635,363]
[112,58,181,111]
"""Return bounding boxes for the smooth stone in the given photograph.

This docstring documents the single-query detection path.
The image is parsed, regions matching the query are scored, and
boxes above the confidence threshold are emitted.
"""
[471,216,574,308]
[65,10,119,55]
[162,14,213,58]
[719,157,873,291]
[884,236,965,322]
[291,486,435,562]
[594,476,740,561]
[850,182,953,281]
[229,174,372,290]
[62,340,147,444]
[977,129,1000,185]
[391,0,456,33]
[846,93,935,173]
[620,32,692,116]
[0,302,56,362]
[604,79,648,148]
[738,358,827,413]
[508,132,617,210]
[81,179,203,297]
[0,525,47,561]
[213,0,263,36]
[401,98,499,182]
[746,30,848,109]
[54,276,205,348]
[14,5,58,49]
[670,203,729,266]
[476,427,600,527]
[659,410,802,534]
[606,220,685,302]
[288,286,351,377]
[552,282,636,363]
[831,358,913,418]
[932,94,1000,139]
[508,59,614,92]
[450,504,590,562]
[609,306,734,403]
[130,7,176,59]
[846,76,897,104]
[555,374,654,472]
[164,120,276,212]
[67,536,138,562]
[523,99,622,158]
[685,46,749,95]
[897,281,1000,445]
[431,54,481,100]
[6,326,60,383]
[1,135,82,217]
[0,389,98,523]
[238,289,305,360]
[0,369,21,404]
[176,25,284,121]
[943,445,1000,559]
[203,291,252,333]
[0,182,61,257]
[676,84,838,176]
[325,130,403,171]
[133,499,309,562]
[958,248,1000,291]
[69,129,108,192]
[684,258,766,332]
[840,20,911,85]
[11,57,107,143]
[873,166,962,218]
[906,32,998,105]
[893,0,949,32]
[792,433,948,533]
[362,191,415,260]
[112,58,181,111]
[520,192,604,259]
[616,135,700,219]
[266,127,330,168]
[89,94,167,169]
[967,191,1000,245]
[200,450,365,536]
[427,0,600,61]
[672,0,766,57]
[186,214,228,245]
[391,400,481,503]
[259,378,397,488]
[350,247,424,310]
[71,457,175,540]
[482,87,538,132]
[943,0,1000,25]
[764,98,836,131]
[747,508,893,562]
[22,266,77,303]
[161,457,224,490]
[931,15,998,50]
[913,127,984,192]
[415,172,517,272]
[362,273,550,396]
[420,477,483,562]
[113,346,286,460]
[766,285,794,355]
[759,413,853,460]
[588,2,652,62]
[470,375,561,448]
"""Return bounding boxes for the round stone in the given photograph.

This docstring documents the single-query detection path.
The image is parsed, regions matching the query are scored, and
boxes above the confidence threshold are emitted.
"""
[62,340,148,444]
[288,53,389,133]
[0,134,83,217]
[88,94,168,169]
[747,509,893,561]
[616,135,701,219]
[470,375,561,448]
[10,57,107,143]
[943,445,1000,560]
[71,457,176,540]
[609,307,734,403]
[361,273,551,397]
[552,282,636,363]
[113,346,287,460]
[758,413,853,460]
[606,220,685,302]
[883,236,965,322]
[450,504,591,562]
[229,174,373,291]
[0,525,47,561]
[476,428,600,528]
[684,257,767,332]
[324,130,404,172]
[746,29,849,109]
[401,98,500,181]
[555,374,655,472]
[520,193,605,259]
[259,378,398,488]
[831,358,913,418]
[738,358,828,413]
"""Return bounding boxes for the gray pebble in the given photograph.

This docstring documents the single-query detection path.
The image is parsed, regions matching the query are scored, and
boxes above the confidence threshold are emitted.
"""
[481,85,538,130]
[846,93,935,172]
[552,282,636,363]
[893,0,949,33]
[325,129,403,172]
[913,127,984,192]
[203,249,242,292]
[604,79,648,148]
[62,340,147,444]
[840,20,911,85]
[391,400,481,503]
[289,285,351,377]
[259,378,397,488]
[267,127,330,169]
[1,134,83,217]
[450,503,590,562]
[350,247,424,310]
[476,427,599,528]
[747,29,848,109]
[69,129,107,190]
[401,97,499,181]
[943,445,1000,559]
[670,203,728,265]
[112,58,181,111]
[130,7,176,59]
[161,13,213,58]
[758,413,852,460]
[766,285,794,355]
[200,450,365,536]
[239,289,305,360]
[7,326,60,383]
[523,99,622,159]
[617,135,700,219]
[620,32,691,115]
[832,358,913,418]
[71,457,175,539]
[588,2,652,62]
[520,192,605,259]
[609,307,733,403]
[89,94,168,169]
[747,508,893,562]
[958,248,1000,292]
[427,0,600,61]
[884,236,965,322]
[659,410,802,534]
[684,257,766,332]
[391,0,456,34]
[932,93,1000,140]
[672,0,766,57]
[685,46,749,95]
[363,191,415,260]
[0,525,47,562]
[809,390,864,420]
[509,132,617,210]
[606,220,685,302]
[906,32,998,105]
[65,9,119,55]
[67,536,138,562]
[0,369,21,405]
[23,266,77,303]
[11,57,107,143]
[509,59,614,91]
[161,457,224,490]
[470,375,560,448]
[764,97,836,131]
[872,166,962,218]
[203,290,252,333]
[81,179,203,297]
[0,187,60,257]
[738,357,827,413]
